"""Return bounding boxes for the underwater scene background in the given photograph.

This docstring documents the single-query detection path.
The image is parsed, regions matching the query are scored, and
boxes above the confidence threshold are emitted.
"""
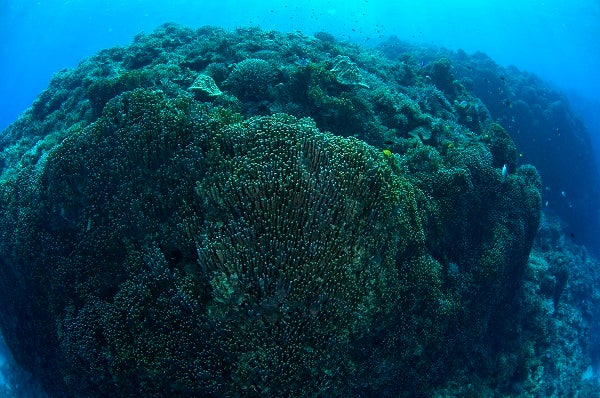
[0,1,599,397]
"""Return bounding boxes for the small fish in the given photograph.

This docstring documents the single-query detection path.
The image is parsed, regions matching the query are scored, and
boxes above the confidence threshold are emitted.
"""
[420,60,426,68]
[457,100,468,108]
[296,58,309,67]
[501,164,508,183]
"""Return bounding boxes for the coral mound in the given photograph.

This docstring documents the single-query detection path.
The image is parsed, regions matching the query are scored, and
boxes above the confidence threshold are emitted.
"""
[0,23,592,397]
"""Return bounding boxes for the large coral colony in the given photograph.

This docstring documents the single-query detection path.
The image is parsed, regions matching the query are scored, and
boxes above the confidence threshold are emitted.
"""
[0,23,599,397]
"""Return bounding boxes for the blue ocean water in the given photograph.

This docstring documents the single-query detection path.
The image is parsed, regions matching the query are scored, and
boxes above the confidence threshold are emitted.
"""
[1,0,600,395]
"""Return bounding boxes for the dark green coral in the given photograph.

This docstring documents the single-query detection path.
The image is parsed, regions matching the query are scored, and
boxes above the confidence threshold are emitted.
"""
[0,24,560,397]
[0,89,415,396]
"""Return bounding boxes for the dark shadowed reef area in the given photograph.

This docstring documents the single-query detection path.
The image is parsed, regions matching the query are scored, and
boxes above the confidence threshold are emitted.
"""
[377,37,600,253]
[0,24,599,397]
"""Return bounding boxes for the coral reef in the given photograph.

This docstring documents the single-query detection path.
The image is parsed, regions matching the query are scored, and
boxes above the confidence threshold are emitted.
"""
[378,37,600,253]
[0,23,597,397]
